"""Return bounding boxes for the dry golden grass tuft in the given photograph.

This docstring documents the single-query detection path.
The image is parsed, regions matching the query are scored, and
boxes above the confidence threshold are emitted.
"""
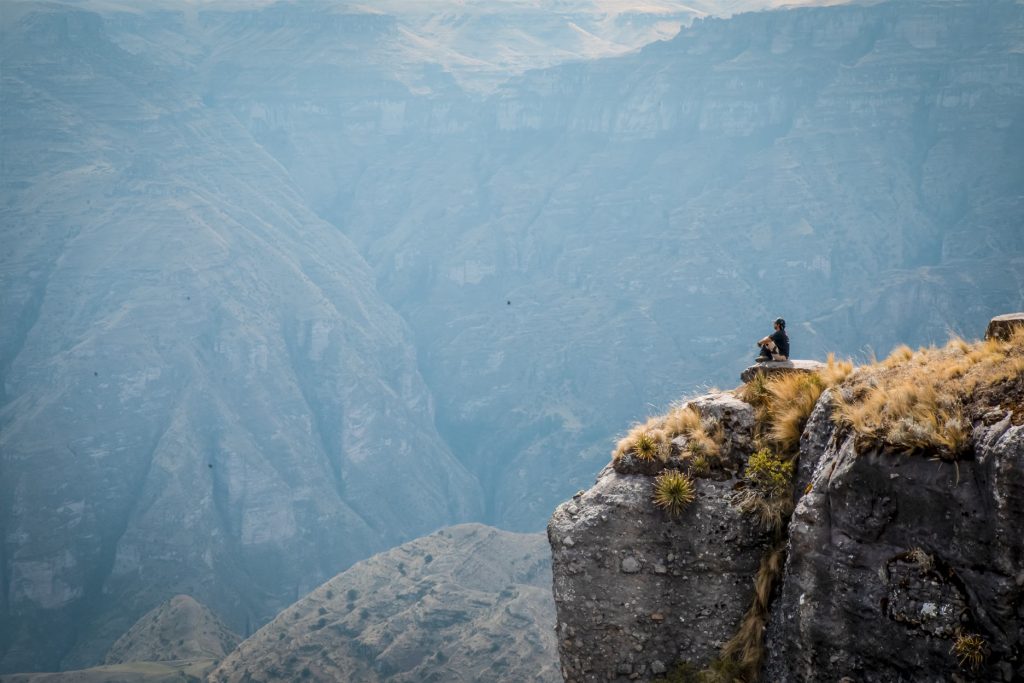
[664,405,702,437]
[732,448,795,533]
[612,402,723,468]
[833,327,1024,458]
[720,544,786,682]
[951,632,986,670]
[738,354,852,454]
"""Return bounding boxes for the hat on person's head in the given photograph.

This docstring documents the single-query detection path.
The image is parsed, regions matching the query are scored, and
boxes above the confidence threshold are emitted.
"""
[774,318,786,329]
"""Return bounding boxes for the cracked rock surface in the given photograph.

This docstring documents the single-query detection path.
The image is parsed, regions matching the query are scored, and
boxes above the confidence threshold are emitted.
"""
[548,462,771,682]
[764,413,1024,682]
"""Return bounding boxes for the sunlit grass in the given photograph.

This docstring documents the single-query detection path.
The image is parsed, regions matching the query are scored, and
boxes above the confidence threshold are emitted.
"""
[833,326,1024,459]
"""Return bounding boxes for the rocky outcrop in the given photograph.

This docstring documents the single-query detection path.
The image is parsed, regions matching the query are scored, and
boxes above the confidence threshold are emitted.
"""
[986,313,1024,341]
[550,320,1024,682]
[549,394,768,681]
[740,360,825,385]
[549,469,769,681]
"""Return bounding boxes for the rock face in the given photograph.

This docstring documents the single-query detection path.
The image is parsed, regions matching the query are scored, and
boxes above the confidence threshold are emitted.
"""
[208,524,558,683]
[549,394,769,681]
[549,469,770,682]
[764,410,1024,682]
[104,595,239,665]
[986,313,1024,341]
[550,336,1024,681]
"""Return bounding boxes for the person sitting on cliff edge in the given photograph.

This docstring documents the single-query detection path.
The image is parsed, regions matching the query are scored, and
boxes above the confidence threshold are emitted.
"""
[756,317,789,362]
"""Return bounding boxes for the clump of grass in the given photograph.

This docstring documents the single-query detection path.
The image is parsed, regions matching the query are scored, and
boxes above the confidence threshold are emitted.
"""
[613,402,724,469]
[720,544,786,682]
[737,372,771,420]
[766,372,824,453]
[834,368,968,459]
[831,327,1024,459]
[738,355,853,455]
[652,470,697,518]
[951,632,986,670]
[664,404,702,437]
[906,547,934,573]
[688,453,710,476]
[632,431,660,461]
[818,352,855,387]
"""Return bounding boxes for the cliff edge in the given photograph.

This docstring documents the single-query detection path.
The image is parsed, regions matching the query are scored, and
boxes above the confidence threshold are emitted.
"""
[549,315,1024,682]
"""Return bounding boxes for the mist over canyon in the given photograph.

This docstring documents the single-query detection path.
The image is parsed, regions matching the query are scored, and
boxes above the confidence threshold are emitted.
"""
[1,0,1023,674]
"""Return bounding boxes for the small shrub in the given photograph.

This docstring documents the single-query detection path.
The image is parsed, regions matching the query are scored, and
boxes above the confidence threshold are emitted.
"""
[951,632,986,670]
[744,448,793,499]
[732,449,794,532]
[652,470,696,518]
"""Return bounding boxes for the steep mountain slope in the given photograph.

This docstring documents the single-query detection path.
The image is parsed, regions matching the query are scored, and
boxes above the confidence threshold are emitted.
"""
[208,524,557,683]
[0,5,482,672]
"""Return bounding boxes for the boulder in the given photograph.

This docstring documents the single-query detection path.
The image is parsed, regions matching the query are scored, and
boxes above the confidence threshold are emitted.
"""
[985,312,1024,341]
[740,359,824,384]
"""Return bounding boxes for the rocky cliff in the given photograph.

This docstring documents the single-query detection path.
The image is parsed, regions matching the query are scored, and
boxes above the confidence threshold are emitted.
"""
[549,319,1024,681]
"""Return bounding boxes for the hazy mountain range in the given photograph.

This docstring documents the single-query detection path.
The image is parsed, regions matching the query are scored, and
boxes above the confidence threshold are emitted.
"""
[2,0,1022,673]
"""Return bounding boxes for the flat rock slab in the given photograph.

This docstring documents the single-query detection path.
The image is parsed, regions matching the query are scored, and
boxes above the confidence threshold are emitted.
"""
[986,312,1024,341]
[740,359,823,384]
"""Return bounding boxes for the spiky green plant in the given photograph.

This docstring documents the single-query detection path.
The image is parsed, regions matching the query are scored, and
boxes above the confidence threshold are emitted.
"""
[688,453,710,477]
[951,632,985,670]
[633,431,658,461]
[652,470,696,518]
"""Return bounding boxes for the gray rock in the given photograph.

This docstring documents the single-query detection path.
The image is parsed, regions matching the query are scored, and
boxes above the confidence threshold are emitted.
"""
[689,392,756,472]
[740,359,825,384]
[548,461,771,682]
[764,419,1024,682]
[985,312,1024,341]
